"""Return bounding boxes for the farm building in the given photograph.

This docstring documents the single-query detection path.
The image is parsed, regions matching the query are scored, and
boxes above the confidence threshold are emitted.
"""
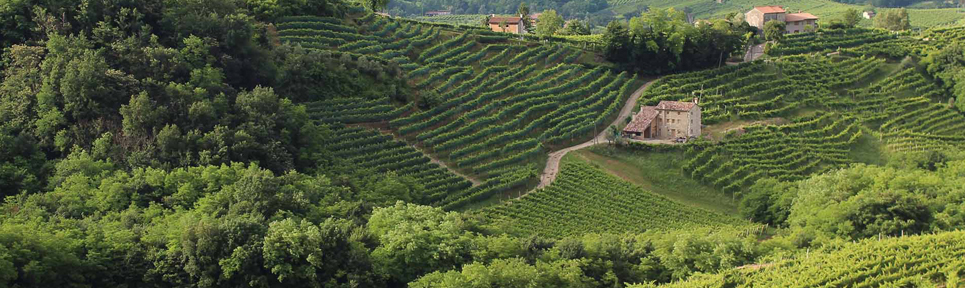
[488,16,526,34]
[623,100,701,140]
[863,11,876,19]
[745,6,819,34]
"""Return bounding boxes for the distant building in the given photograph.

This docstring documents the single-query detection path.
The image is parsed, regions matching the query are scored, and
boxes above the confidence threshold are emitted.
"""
[424,10,451,17]
[623,99,701,140]
[745,6,819,34]
[376,12,390,17]
[529,13,541,30]
[863,11,876,19]
[488,16,525,34]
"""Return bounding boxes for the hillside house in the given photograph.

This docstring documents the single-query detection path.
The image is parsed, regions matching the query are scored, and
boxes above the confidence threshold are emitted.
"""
[424,10,451,17]
[488,16,526,34]
[623,100,701,140]
[745,6,819,34]
[863,11,876,19]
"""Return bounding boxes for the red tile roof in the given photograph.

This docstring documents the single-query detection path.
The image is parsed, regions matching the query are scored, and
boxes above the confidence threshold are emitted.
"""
[488,17,522,24]
[785,13,819,22]
[754,6,786,14]
[655,101,697,112]
[624,106,658,133]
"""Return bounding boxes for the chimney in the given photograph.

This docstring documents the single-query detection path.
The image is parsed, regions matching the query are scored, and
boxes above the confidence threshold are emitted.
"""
[693,97,699,105]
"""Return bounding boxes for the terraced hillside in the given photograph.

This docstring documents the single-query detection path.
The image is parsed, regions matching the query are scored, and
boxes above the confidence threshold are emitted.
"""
[768,28,896,56]
[641,53,964,195]
[276,14,639,209]
[683,112,863,194]
[486,158,750,238]
[636,231,965,287]
[830,67,965,152]
[643,55,884,124]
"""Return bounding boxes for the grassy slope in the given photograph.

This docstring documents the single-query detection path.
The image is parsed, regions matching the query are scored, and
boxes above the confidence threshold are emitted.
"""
[607,0,963,28]
[485,155,749,238]
[572,147,740,215]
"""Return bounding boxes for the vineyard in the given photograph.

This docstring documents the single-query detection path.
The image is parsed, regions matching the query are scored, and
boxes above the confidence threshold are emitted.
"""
[275,14,639,208]
[642,55,884,124]
[828,67,965,152]
[638,231,965,287]
[768,28,896,56]
[485,158,749,238]
[841,26,965,58]
[410,14,488,27]
[682,112,862,194]
[327,126,475,203]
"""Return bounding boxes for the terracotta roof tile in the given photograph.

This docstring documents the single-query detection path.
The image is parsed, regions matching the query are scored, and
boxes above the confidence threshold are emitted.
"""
[488,17,522,24]
[785,13,819,22]
[623,106,658,133]
[655,101,696,112]
[754,6,786,14]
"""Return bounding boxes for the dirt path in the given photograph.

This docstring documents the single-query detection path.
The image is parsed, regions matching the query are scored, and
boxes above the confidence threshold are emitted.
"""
[535,79,658,190]
[426,153,483,186]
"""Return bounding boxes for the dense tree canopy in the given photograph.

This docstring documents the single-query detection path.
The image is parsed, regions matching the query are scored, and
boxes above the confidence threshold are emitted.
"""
[874,8,911,31]
[602,8,750,74]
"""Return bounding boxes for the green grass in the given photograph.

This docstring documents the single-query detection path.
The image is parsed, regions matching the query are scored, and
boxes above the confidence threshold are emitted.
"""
[848,127,888,166]
[485,155,749,238]
[573,146,741,215]
[606,0,964,29]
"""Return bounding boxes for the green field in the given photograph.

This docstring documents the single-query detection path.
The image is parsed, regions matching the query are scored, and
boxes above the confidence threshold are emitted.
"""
[485,156,750,238]
[572,147,740,215]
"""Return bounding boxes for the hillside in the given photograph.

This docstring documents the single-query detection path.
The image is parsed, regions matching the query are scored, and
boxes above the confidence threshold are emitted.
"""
[606,0,963,28]
[5,0,965,287]
[277,13,646,209]
[635,230,965,287]
[486,157,750,238]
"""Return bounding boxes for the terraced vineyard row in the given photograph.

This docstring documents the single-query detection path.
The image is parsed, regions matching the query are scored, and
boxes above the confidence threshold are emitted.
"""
[828,67,965,153]
[642,55,883,124]
[843,26,965,58]
[328,126,474,202]
[683,112,862,193]
[769,28,896,56]
[642,231,965,287]
[486,159,749,238]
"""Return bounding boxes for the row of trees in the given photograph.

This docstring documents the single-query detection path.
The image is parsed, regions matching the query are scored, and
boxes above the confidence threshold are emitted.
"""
[601,8,750,74]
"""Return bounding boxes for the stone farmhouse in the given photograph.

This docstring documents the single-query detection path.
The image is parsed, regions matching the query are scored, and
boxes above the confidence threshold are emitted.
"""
[745,6,819,34]
[623,100,701,140]
[488,16,526,34]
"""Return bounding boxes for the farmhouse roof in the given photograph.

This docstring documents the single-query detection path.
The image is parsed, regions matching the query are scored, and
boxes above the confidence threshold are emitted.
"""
[655,101,697,111]
[623,106,658,133]
[488,16,522,24]
[785,13,819,22]
[753,6,786,14]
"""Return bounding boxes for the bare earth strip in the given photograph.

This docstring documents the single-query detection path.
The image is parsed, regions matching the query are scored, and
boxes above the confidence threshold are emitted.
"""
[426,153,483,186]
[535,79,658,190]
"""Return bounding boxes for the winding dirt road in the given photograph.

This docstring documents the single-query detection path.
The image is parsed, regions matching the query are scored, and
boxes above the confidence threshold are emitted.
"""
[535,79,658,190]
